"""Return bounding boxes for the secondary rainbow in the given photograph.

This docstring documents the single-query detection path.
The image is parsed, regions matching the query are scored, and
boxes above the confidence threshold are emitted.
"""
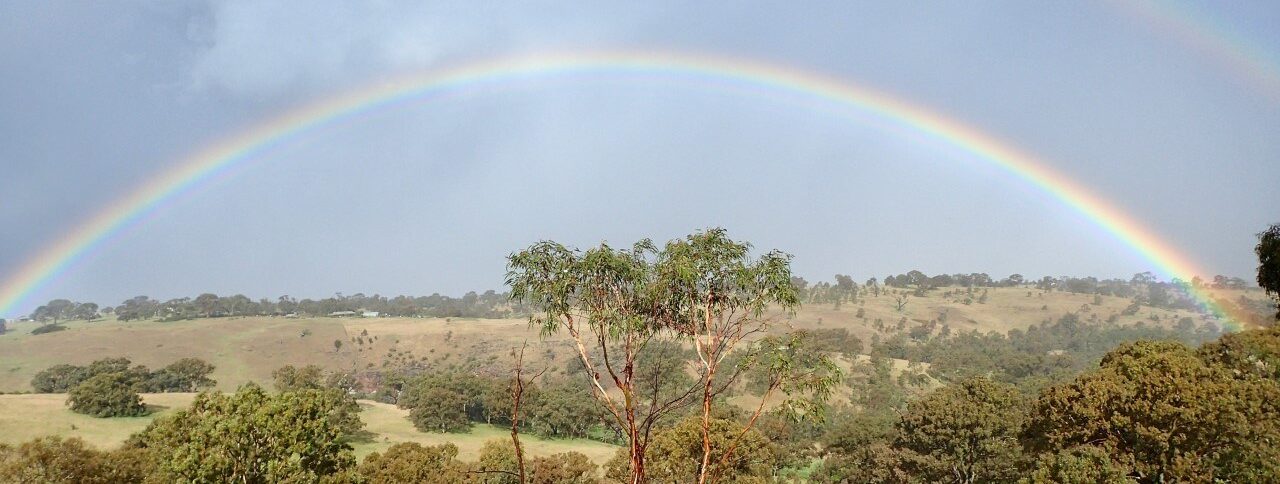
[1113,0,1280,102]
[0,51,1245,327]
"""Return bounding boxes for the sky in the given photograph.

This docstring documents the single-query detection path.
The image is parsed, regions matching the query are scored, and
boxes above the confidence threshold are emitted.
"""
[2,1,1278,316]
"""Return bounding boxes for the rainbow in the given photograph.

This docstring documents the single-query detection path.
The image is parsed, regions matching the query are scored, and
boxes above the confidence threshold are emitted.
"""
[0,51,1246,327]
[1114,0,1280,102]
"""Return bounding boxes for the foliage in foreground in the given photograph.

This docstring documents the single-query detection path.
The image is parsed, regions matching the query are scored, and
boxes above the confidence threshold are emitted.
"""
[130,384,359,483]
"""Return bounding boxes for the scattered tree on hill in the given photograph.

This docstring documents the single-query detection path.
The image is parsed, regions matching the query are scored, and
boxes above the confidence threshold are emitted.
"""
[67,372,147,417]
[148,358,217,392]
[272,364,325,391]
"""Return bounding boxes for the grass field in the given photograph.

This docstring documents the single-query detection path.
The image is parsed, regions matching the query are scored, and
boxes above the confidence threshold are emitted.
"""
[0,287,1250,393]
[0,393,619,465]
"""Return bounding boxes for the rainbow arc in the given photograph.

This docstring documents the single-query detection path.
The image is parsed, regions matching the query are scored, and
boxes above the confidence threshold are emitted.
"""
[0,51,1246,328]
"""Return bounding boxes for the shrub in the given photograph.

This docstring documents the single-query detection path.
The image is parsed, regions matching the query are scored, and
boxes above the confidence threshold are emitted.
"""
[67,372,146,417]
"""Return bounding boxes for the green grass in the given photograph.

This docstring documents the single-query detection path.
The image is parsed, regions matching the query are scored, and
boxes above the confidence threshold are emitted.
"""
[0,394,619,466]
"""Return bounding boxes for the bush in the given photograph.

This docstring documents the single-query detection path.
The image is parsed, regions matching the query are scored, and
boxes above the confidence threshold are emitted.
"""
[67,372,146,417]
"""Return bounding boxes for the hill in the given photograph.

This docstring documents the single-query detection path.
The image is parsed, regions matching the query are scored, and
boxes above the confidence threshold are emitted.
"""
[0,286,1257,392]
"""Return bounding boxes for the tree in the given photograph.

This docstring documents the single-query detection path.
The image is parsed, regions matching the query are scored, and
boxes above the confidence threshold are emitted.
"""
[507,229,817,483]
[527,452,597,484]
[507,236,695,482]
[474,439,519,484]
[1258,223,1280,319]
[333,339,343,352]
[0,436,148,484]
[606,416,777,483]
[893,377,1026,483]
[409,386,471,433]
[31,364,87,392]
[149,358,216,392]
[357,442,469,484]
[272,364,325,391]
[1023,340,1280,482]
[134,384,358,482]
[67,372,147,418]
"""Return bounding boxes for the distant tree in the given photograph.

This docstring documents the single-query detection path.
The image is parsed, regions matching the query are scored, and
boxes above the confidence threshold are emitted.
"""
[193,293,222,317]
[272,364,325,391]
[333,339,343,352]
[67,372,146,418]
[1258,223,1280,319]
[134,384,358,482]
[357,442,468,484]
[71,302,98,321]
[148,358,216,392]
[31,299,75,323]
[114,296,158,321]
[0,318,6,335]
[408,387,471,433]
[31,364,88,392]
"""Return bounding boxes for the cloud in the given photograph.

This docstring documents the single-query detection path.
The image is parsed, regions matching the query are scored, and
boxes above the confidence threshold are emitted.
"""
[186,0,651,98]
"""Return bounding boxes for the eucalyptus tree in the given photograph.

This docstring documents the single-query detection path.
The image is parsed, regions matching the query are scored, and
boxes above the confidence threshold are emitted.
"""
[507,228,838,484]
[1258,223,1280,319]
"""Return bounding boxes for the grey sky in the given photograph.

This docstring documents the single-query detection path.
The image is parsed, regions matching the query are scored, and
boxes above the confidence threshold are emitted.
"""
[2,1,1278,316]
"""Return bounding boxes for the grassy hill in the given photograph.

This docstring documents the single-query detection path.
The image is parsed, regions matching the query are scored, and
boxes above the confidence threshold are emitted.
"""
[0,286,1254,393]
[0,393,618,463]
[0,286,1263,470]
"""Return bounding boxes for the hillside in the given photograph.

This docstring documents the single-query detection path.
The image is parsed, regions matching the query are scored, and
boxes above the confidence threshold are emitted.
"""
[0,286,1256,393]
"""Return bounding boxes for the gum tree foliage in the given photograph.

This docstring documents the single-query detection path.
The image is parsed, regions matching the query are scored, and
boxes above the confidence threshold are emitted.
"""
[0,436,149,484]
[1023,340,1280,482]
[893,377,1026,483]
[133,383,359,482]
[507,229,835,483]
[357,442,469,484]
[605,416,777,484]
[1258,223,1280,319]
[67,372,147,417]
[272,364,325,391]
